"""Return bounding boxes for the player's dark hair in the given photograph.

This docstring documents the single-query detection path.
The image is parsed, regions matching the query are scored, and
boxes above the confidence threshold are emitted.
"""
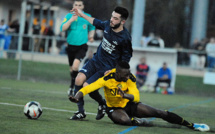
[114,6,129,20]
[116,61,130,70]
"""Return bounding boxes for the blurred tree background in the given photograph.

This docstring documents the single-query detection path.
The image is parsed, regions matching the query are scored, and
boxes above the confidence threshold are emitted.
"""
[143,0,192,48]
[78,0,215,48]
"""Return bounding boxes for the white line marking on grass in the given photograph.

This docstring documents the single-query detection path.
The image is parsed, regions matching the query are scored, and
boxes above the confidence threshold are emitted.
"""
[1,87,12,89]
[0,87,66,95]
[1,102,212,130]
[29,90,66,95]
[0,102,97,116]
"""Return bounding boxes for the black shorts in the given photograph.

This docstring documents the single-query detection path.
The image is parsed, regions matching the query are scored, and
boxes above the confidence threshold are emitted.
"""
[79,59,112,84]
[106,101,140,123]
[66,44,88,66]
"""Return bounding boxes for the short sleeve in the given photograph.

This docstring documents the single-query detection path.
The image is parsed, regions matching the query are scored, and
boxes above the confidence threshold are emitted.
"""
[60,13,71,32]
[88,22,95,31]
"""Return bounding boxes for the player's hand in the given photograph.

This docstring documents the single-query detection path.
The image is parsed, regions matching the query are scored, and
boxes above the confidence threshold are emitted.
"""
[89,37,94,43]
[117,87,125,98]
[104,70,111,75]
[69,14,78,22]
[162,75,168,79]
[69,96,79,103]
[70,8,83,17]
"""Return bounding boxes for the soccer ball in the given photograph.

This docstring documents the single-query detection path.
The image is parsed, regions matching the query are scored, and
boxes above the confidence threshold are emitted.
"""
[24,101,43,119]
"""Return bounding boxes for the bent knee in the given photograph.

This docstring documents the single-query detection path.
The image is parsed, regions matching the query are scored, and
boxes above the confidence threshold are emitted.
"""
[75,73,86,86]
[83,82,89,87]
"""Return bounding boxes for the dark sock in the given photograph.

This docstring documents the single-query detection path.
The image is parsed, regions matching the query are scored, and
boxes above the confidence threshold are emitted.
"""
[89,90,106,105]
[74,85,84,112]
[70,72,73,88]
[70,71,78,88]
[181,119,194,129]
[77,97,84,113]
[163,111,194,129]
[74,85,83,95]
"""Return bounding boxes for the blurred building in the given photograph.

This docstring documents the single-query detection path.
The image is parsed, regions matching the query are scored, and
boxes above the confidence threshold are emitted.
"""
[0,0,73,35]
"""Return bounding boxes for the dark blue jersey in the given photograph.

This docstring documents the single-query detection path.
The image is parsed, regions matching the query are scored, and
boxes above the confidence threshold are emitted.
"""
[92,19,133,68]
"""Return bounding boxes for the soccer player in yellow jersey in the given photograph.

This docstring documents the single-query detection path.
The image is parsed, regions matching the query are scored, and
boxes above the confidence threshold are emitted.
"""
[69,61,210,132]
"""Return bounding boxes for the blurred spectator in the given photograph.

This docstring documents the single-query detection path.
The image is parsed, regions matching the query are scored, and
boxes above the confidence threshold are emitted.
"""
[147,34,164,48]
[190,38,201,70]
[140,32,154,47]
[154,62,172,91]
[135,57,150,89]
[57,32,67,55]
[140,35,147,47]
[94,29,103,40]
[205,37,215,71]
[7,20,19,59]
[174,42,183,65]
[145,32,154,43]
[22,20,29,51]
[196,38,207,70]
[147,37,159,47]
[39,25,55,53]
[174,42,181,49]
[59,42,67,55]
[0,19,9,58]
[157,34,165,48]
[43,25,55,53]
[174,42,190,65]
[32,18,41,52]
[49,44,59,55]
[33,19,41,35]
[0,19,14,58]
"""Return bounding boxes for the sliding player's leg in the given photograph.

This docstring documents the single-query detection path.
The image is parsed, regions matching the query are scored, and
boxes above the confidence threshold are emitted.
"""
[134,103,210,131]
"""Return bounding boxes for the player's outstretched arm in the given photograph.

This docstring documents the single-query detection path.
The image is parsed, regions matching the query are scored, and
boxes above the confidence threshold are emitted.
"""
[88,30,95,42]
[71,8,95,24]
[61,14,78,31]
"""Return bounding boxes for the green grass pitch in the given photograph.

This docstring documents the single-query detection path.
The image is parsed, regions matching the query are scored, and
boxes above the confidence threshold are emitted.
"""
[0,78,214,134]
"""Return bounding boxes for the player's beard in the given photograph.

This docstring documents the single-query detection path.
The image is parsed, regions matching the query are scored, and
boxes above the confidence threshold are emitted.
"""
[110,22,121,29]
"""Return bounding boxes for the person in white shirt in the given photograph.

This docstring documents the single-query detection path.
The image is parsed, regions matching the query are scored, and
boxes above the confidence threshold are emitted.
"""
[206,37,215,71]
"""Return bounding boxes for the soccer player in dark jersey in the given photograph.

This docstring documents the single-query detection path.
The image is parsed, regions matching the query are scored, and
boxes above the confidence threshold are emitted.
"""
[69,7,133,120]
[69,61,210,132]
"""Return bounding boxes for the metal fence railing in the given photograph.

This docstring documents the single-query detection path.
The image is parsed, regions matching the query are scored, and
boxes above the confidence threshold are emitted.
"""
[4,33,67,53]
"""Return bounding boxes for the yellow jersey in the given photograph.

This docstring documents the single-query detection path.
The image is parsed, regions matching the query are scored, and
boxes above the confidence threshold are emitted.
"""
[79,68,140,108]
